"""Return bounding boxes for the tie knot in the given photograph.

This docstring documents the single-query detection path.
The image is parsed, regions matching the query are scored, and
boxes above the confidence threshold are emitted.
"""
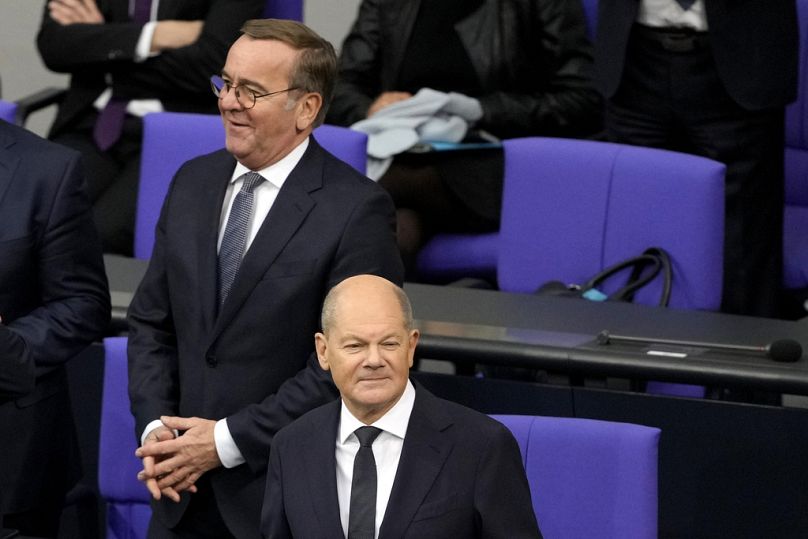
[239,172,264,194]
[355,426,382,447]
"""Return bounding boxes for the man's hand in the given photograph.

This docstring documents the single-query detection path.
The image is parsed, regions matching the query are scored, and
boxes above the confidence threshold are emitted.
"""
[368,91,413,117]
[151,20,204,52]
[48,0,104,25]
[138,425,181,502]
[135,416,221,501]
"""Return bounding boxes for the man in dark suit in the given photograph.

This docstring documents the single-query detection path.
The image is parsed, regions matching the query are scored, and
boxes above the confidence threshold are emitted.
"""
[262,275,542,539]
[129,19,404,539]
[0,120,111,538]
[37,0,265,255]
[596,0,798,317]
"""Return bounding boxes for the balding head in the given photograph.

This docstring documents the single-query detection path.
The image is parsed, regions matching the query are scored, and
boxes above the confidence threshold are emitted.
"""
[320,274,413,336]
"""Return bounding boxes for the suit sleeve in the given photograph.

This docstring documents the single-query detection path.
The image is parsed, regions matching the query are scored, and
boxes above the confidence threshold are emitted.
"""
[127,181,181,440]
[5,151,110,378]
[0,325,35,401]
[226,183,404,472]
[36,0,264,98]
[262,434,294,539]
[476,424,543,538]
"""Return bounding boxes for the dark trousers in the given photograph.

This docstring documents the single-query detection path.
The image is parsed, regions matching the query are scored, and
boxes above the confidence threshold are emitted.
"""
[147,476,236,539]
[51,112,143,256]
[606,25,785,317]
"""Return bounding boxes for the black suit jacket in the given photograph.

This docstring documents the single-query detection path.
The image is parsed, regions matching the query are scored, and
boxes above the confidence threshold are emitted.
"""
[127,139,404,538]
[0,120,110,514]
[596,0,798,110]
[263,384,542,539]
[36,0,264,137]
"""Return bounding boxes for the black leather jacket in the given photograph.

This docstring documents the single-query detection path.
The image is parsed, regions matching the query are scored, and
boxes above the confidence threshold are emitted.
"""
[327,0,602,138]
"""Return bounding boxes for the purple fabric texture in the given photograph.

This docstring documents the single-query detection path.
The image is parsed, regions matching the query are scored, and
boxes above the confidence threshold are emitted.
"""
[416,232,499,281]
[263,0,303,20]
[0,99,17,123]
[783,0,808,289]
[100,337,151,539]
[135,112,368,259]
[492,414,660,539]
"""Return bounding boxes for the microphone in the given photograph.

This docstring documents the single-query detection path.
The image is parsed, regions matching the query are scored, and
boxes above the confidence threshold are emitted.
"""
[596,330,803,363]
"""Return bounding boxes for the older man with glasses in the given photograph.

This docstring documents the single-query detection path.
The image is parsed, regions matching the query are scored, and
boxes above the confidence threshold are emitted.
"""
[128,19,403,539]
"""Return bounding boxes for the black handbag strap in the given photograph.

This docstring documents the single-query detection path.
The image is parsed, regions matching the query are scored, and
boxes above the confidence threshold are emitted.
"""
[582,247,672,307]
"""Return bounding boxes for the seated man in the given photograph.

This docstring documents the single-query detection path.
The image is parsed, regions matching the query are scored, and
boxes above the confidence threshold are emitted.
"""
[262,275,542,538]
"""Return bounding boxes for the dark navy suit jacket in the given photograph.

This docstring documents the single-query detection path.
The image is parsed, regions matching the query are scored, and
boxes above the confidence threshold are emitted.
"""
[0,120,110,514]
[128,138,404,538]
[263,384,542,539]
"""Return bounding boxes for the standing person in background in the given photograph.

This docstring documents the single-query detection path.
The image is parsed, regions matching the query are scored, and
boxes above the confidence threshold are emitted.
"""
[129,19,403,539]
[327,0,602,278]
[36,0,265,255]
[597,0,798,317]
[0,119,110,538]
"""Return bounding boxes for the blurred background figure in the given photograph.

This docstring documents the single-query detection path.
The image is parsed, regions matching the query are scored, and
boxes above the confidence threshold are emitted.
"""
[0,119,110,538]
[36,0,264,255]
[596,0,798,317]
[327,0,602,278]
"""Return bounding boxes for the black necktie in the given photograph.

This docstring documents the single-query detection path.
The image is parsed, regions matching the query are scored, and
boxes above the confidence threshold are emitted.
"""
[348,426,382,539]
[675,0,696,11]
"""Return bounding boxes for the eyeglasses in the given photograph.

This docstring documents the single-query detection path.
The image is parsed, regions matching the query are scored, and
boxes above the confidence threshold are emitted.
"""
[210,75,298,110]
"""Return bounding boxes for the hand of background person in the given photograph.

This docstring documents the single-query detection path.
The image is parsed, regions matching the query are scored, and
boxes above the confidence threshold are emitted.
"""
[48,0,104,25]
[137,424,185,502]
[136,416,221,501]
[151,20,204,52]
[368,91,413,118]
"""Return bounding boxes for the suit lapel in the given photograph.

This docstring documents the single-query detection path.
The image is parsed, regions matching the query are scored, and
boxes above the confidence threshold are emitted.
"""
[0,126,20,210]
[379,386,454,539]
[196,150,234,332]
[302,402,344,534]
[212,139,325,337]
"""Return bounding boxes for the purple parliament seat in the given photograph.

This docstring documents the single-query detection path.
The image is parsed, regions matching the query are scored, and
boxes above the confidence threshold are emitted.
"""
[0,99,17,123]
[100,337,151,539]
[784,0,808,295]
[492,414,660,539]
[135,112,368,260]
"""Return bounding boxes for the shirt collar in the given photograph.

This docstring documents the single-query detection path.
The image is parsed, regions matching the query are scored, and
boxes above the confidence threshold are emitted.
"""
[230,137,309,189]
[339,380,416,444]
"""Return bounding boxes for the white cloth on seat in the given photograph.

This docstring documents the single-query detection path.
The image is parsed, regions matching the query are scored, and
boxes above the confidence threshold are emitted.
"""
[351,88,483,180]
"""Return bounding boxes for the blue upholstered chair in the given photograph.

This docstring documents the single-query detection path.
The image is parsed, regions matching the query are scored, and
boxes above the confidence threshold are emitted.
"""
[493,414,660,539]
[0,99,17,123]
[264,0,303,20]
[783,0,808,304]
[135,111,368,259]
[100,337,151,539]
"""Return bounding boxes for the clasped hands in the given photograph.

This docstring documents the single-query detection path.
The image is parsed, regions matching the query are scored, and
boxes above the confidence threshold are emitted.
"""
[135,416,221,503]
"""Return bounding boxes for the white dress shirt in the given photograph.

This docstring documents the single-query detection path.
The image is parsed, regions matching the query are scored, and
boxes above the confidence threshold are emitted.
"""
[638,0,708,31]
[336,381,416,539]
[141,137,310,470]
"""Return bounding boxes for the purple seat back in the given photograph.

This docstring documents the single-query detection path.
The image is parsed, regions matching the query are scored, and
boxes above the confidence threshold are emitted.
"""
[0,99,17,123]
[264,0,303,20]
[135,112,367,259]
[783,0,808,288]
[100,337,151,539]
[498,137,725,310]
[492,414,660,539]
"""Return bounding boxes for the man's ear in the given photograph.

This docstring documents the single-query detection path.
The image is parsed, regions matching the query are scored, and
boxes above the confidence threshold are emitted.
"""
[407,329,420,368]
[295,92,323,131]
[315,332,330,371]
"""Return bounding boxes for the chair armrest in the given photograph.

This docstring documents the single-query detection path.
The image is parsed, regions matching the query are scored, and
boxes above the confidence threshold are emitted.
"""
[14,86,66,126]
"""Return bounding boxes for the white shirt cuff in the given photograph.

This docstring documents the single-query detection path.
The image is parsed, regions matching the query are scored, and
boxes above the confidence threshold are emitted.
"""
[135,21,159,62]
[141,418,175,445]
[214,418,246,468]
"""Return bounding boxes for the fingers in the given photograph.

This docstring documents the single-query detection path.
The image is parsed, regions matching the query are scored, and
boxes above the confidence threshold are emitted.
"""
[48,0,103,24]
[141,456,162,500]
